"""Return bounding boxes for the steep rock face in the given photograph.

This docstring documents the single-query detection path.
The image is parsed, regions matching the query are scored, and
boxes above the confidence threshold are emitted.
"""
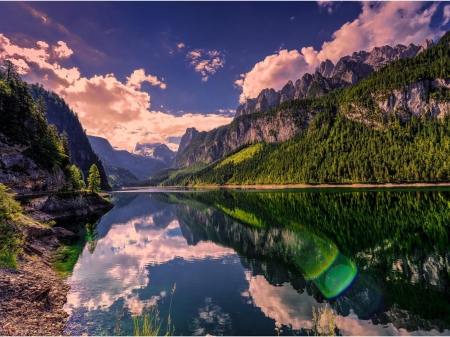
[330,59,373,85]
[364,44,421,71]
[294,73,313,99]
[375,79,450,120]
[280,80,296,103]
[317,59,335,78]
[177,127,200,154]
[173,108,316,168]
[0,133,66,192]
[235,40,430,119]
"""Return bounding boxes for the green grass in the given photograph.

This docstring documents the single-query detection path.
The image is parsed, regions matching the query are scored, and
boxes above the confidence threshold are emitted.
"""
[216,143,263,168]
[0,183,24,269]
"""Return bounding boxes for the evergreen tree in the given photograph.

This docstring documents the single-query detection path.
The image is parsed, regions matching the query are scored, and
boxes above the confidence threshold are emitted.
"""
[87,164,101,193]
[60,130,71,163]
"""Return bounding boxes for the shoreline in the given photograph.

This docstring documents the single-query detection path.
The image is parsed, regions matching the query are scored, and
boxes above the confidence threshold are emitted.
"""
[117,182,450,191]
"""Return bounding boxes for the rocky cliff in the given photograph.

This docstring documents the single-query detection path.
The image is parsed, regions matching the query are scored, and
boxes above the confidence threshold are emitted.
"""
[346,78,450,123]
[235,40,433,119]
[0,133,66,192]
[173,106,318,168]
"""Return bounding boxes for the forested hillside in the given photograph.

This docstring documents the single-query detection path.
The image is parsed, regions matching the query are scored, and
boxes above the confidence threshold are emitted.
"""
[29,84,111,191]
[0,61,85,191]
[155,31,450,186]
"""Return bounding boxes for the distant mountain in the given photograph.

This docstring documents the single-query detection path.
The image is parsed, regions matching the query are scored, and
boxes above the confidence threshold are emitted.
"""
[88,135,168,181]
[133,142,176,166]
[29,84,111,191]
[235,39,434,118]
[100,160,139,188]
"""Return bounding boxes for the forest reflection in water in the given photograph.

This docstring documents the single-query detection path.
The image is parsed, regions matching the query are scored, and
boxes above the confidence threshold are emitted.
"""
[62,189,450,336]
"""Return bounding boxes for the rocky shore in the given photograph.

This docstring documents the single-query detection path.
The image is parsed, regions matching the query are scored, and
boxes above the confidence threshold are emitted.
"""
[0,193,113,336]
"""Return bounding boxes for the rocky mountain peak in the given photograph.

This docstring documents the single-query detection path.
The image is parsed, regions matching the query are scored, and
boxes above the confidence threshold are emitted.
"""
[133,142,176,165]
[280,80,296,103]
[178,127,199,154]
[317,59,335,78]
[234,40,423,119]
[418,38,435,54]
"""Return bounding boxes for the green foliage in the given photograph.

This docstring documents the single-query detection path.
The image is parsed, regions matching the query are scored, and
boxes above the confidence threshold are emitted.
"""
[0,183,23,269]
[159,32,450,186]
[168,189,450,323]
[216,143,263,168]
[66,164,86,190]
[29,83,111,190]
[88,164,101,193]
[0,61,68,171]
[0,183,22,220]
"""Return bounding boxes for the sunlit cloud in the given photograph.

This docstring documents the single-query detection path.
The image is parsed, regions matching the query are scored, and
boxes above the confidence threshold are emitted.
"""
[236,2,444,103]
[186,48,225,82]
[0,33,232,151]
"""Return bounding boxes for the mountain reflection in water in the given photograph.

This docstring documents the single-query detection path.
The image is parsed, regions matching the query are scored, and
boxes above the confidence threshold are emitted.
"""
[63,190,450,336]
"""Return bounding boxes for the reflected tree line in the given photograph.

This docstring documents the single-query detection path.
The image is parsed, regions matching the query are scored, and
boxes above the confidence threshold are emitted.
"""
[153,190,450,331]
[54,189,450,332]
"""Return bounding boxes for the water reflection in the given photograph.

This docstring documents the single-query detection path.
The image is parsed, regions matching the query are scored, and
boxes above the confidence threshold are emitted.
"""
[63,190,450,336]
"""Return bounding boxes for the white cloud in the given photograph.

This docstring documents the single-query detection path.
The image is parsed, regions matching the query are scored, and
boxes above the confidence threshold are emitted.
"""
[53,41,73,59]
[236,2,443,102]
[177,42,185,49]
[0,34,232,151]
[126,68,166,89]
[443,4,450,25]
[186,48,225,82]
[235,49,314,103]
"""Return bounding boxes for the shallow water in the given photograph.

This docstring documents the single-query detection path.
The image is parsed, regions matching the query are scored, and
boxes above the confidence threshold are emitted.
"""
[61,189,450,336]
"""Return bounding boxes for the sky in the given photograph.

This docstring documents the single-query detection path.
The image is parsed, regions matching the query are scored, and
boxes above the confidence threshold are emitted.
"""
[0,1,450,151]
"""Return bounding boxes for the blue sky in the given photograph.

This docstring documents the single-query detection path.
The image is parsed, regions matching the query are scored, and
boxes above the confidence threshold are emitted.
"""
[0,2,449,150]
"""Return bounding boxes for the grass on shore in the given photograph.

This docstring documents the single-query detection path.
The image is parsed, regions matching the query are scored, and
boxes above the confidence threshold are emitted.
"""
[0,183,24,269]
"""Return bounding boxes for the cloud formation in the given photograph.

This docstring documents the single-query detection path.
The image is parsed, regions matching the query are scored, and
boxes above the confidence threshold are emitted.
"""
[0,34,232,151]
[187,48,225,82]
[317,1,335,14]
[234,49,313,103]
[443,4,450,26]
[236,2,443,103]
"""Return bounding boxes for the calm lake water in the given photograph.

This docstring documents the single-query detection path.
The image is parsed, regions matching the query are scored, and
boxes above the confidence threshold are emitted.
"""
[59,189,450,336]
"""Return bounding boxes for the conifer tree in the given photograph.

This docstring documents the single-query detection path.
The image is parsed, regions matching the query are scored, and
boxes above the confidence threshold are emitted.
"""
[87,164,101,193]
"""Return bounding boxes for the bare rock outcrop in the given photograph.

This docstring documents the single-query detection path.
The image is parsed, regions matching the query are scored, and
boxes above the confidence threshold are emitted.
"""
[375,79,450,120]
[235,40,431,119]
[0,134,66,193]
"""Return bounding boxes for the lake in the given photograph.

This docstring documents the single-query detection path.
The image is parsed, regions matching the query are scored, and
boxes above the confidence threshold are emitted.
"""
[58,188,450,336]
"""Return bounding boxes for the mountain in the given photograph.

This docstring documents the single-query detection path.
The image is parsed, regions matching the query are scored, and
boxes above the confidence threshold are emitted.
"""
[163,31,450,185]
[0,63,77,192]
[235,39,433,118]
[133,142,176,166]
[29,84,111,191]
[88,135,168,181]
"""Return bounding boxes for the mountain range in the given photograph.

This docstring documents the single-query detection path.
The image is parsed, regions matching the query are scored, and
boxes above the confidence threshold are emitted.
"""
[235,39,435,118]
[88,136,176,187]
[157,31,450,186]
